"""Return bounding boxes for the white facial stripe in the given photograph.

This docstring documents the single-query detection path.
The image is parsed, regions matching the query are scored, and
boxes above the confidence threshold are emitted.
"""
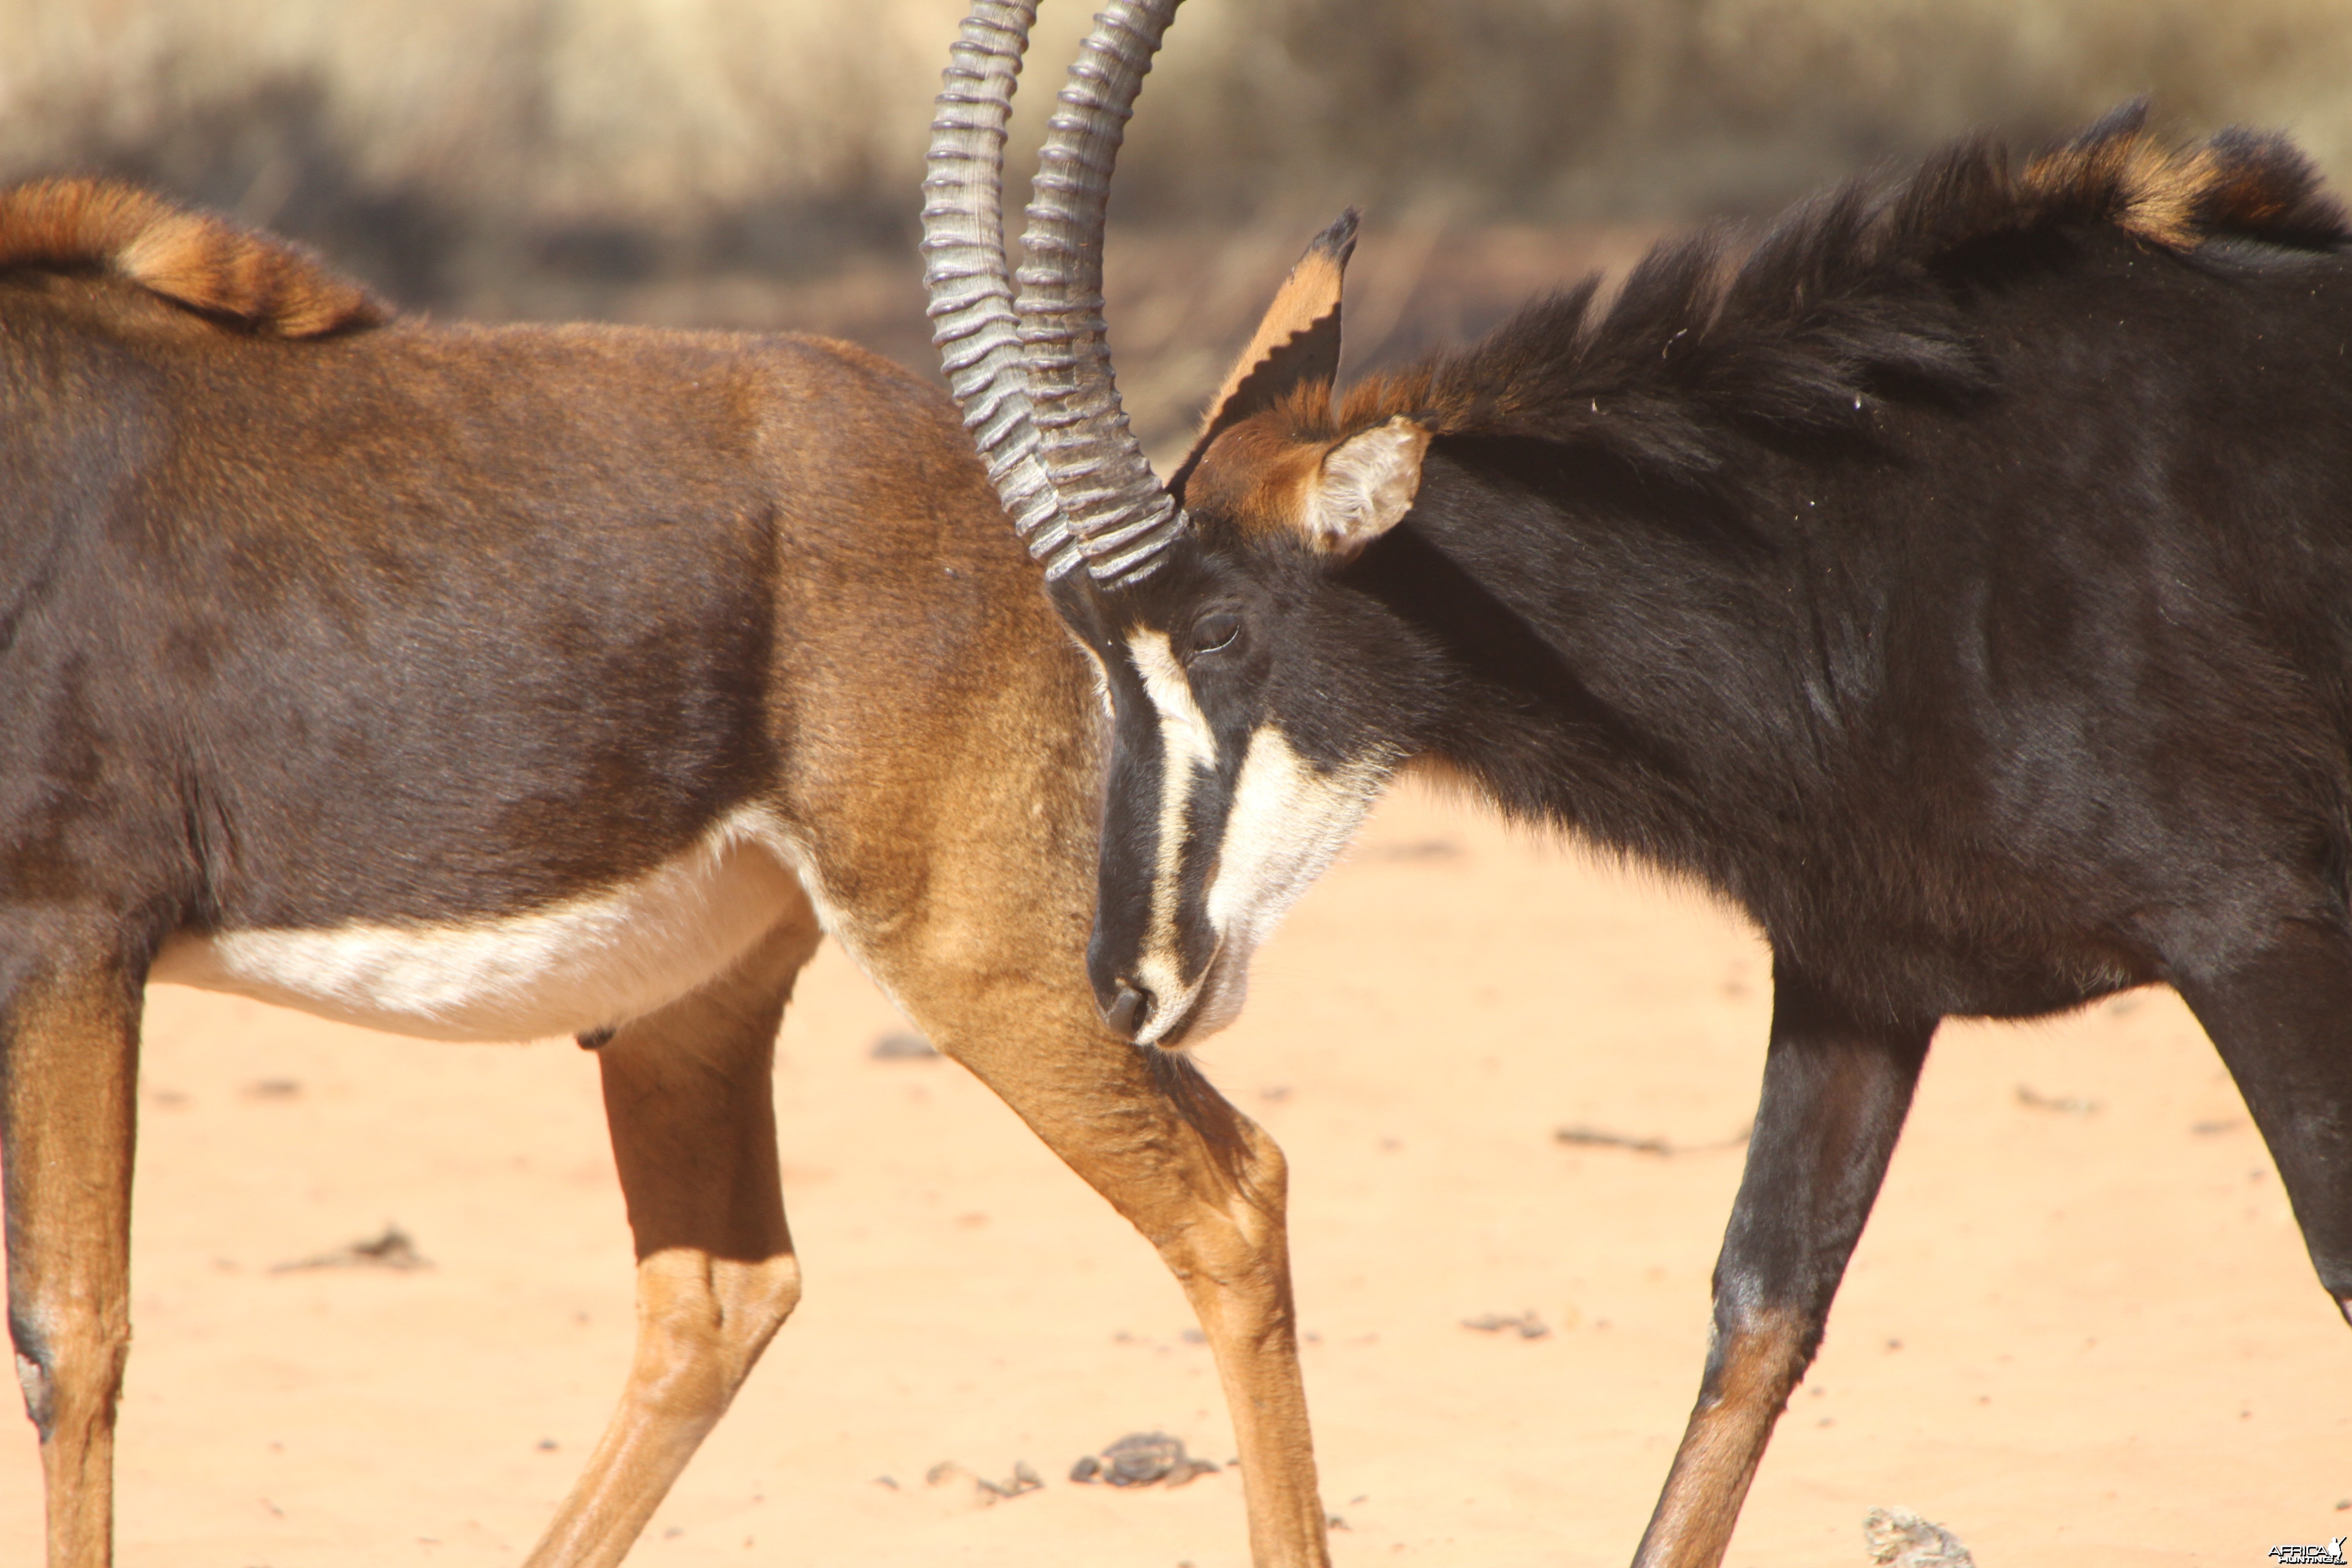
[1178,725,1384,1039]
[1207,725,1382,947]
[1119,632,1389,1049]
[1127,629,1217,762]
[148,808,811,1042]
[1122,630,1225,1037]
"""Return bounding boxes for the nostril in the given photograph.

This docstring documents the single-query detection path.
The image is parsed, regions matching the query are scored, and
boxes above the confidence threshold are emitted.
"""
[1104,982,1152,1039]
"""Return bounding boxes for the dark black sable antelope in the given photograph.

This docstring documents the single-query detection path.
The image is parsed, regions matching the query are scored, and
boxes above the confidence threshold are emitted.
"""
[0,142,1337,1568]
[926,2,2352,1563]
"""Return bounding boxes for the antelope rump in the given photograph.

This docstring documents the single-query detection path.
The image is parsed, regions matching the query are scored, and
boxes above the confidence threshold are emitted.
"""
[925,0,2352,1563]
[0,171,1330,1563]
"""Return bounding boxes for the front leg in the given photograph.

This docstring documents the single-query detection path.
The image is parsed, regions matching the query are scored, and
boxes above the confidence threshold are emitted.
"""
[816,838,1328,1567]
[896,973,1327,1567]
[1632,960,1936,1568]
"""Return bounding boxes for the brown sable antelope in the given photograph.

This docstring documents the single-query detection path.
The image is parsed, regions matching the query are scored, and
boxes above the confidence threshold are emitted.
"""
[0,166,1335,1564]
[928,0,2352,1562]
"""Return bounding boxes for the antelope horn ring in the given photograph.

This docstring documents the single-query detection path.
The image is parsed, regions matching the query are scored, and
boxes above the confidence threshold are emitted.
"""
[922,0,1188,589]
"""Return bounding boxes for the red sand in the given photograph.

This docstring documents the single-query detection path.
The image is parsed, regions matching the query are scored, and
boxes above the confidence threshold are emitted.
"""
[3,778,2346,1565]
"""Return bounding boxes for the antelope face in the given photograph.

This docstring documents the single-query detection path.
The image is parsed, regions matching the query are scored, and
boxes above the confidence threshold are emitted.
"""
[918,0,1415,1049]
[1073,410,1432,1049]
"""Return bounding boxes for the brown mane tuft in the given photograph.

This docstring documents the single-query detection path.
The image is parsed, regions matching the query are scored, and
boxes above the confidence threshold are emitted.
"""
[0,178,387,338]
[2018,111,2348,252]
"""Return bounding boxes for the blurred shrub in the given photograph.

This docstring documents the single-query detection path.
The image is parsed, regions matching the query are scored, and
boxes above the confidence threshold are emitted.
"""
[1144,0,2352,220]
[1,0,2346,312]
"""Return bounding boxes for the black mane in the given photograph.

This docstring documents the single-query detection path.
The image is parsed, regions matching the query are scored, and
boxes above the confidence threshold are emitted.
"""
[1336,104,2351,491]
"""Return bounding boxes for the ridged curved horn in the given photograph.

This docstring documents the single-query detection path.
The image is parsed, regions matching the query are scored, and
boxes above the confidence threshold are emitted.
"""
[921,2,1083,577]
[1015,0,1187,588]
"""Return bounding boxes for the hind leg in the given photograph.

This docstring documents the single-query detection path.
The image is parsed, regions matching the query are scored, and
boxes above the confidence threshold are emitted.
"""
[522,901,823,1568]
[0,921,142,1568]
[2174,918,2352,1321]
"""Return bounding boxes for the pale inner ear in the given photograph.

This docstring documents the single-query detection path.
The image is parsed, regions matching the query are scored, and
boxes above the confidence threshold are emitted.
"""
[1303,416,1431,555]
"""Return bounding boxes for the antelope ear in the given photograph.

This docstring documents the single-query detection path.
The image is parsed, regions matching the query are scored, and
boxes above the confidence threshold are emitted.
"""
[1170,210,1358,497]
[1298,416,1430,559]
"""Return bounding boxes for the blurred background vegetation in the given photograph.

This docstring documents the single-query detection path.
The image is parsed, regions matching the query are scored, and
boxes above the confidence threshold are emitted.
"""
[8,0,2350,453]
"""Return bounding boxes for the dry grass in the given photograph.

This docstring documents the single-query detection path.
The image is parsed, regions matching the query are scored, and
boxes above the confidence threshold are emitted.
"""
[9,1,2346,235]
[3,0,2348,439]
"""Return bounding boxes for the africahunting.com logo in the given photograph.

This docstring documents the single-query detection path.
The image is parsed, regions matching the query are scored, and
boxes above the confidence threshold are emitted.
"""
[2269,1540,2348,1565]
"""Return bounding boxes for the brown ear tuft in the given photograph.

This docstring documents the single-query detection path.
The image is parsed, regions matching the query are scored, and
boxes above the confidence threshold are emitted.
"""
[0,178,387,338]
[1171,210,1358,498]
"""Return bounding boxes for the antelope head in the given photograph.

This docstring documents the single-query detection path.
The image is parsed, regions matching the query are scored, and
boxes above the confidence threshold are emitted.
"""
[925,0,1433,1049]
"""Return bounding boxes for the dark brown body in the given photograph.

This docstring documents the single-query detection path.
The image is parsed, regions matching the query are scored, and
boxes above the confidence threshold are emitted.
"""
[0,185,1323,1567]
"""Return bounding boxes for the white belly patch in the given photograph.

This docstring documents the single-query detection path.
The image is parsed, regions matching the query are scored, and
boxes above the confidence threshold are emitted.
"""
[148,812,811,1042]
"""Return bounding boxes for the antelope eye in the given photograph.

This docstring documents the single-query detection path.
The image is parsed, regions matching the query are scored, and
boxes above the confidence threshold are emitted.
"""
[1189,611,1240,657]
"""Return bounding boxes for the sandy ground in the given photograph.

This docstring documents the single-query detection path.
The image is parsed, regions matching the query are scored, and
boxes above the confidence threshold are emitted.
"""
[2,777,2347,1567]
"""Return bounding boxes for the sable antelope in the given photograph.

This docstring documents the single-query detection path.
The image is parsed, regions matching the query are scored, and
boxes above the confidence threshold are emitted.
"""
[926,1,2352,1560]
[0,174,1333,1563]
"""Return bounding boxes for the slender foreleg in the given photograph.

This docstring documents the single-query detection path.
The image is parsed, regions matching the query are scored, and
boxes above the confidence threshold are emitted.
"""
[914,983,1323,1566]
[521,903,822,1568]
[2174,918,2352,1326]
[836,868,1327,1567]
[1631,961,1935,1568]
[784,561,1330,1565]
[0,924,143,1568]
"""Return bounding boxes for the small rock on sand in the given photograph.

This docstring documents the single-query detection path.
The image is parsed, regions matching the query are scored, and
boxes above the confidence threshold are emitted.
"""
[1863,1506,1974,1567]
[268,1225,430,1274]
[1068,1432,1218,1488]
[923,1459,1040,1503]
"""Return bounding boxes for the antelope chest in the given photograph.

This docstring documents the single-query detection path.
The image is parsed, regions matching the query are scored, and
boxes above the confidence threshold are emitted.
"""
[148,821,808,1042]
